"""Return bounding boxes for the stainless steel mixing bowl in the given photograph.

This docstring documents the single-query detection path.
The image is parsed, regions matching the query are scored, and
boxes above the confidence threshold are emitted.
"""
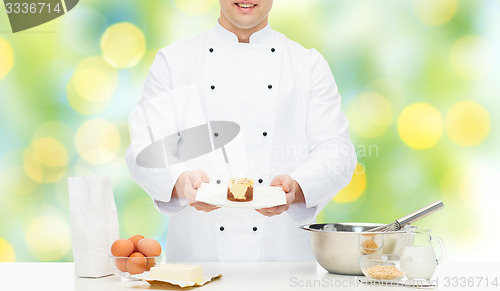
[300,223,409,275]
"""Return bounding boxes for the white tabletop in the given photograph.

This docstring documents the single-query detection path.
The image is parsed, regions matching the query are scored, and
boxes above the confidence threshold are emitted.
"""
[0,261,499,291]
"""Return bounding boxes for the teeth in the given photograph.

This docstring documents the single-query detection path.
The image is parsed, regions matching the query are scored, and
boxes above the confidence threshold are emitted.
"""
[237,3,255,8]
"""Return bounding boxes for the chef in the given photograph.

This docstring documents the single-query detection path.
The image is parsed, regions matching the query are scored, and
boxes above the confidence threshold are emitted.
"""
[126,0,357,261]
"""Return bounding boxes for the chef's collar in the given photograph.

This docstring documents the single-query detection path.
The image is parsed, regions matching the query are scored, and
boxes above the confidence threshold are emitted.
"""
[215,20,272,44]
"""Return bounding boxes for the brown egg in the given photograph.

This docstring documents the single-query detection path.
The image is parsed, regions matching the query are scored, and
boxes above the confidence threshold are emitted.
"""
[145,257,157,271]
[128,235,144,252]
[127,252,147,275]
[137,238,162,257]
[111,239,134,257]
[115,258,128,272]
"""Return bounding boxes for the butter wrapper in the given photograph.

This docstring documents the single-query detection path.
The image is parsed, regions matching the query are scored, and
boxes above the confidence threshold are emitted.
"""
[134,273,222,288]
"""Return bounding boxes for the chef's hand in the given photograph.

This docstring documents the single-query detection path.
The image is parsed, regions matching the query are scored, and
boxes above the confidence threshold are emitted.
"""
[173,170,220,212]
[255,175,305,217]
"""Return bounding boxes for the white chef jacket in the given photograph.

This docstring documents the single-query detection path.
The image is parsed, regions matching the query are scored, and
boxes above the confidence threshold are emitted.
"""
[126,22,357,261]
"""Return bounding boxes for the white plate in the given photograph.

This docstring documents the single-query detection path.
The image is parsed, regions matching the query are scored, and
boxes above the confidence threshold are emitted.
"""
[196,183,286,209]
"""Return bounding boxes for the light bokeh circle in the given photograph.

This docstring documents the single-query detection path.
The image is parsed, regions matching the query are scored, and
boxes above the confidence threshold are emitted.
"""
[412,0,458,26]
[101,22,146,68]
[23,138,68,184]
[73,68,114,103]
[174,0,217,15]
[333,163,367,203]
[398,103,443,149]
[67,56,118,115]
[67,80,109,115]
[31,137,69,168]
[23,150,44,183]
[450,35,494,80]
[25,215,71,261]
[0,237,16,262]
[445,101,490,146]
[75,119,121,164]
[33,121,75,157]
[347,92,393,138]
[0,37,14,80]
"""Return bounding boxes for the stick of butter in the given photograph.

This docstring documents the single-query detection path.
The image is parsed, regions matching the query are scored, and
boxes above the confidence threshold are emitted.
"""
[149,264,203,282]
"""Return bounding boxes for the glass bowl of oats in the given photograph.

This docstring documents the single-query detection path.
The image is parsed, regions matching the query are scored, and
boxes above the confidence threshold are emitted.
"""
[359,254,411,281]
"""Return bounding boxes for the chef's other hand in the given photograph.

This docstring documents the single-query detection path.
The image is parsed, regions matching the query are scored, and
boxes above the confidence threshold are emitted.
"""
[256,175,305,217]
[174,170,220,212]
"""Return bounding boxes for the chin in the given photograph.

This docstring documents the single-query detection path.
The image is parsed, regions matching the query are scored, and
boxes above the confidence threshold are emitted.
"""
[233,16,266,30]
[234,22,261,30]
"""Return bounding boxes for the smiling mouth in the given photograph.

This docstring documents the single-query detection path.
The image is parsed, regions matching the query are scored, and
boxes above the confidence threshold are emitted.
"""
[235,3,257,8]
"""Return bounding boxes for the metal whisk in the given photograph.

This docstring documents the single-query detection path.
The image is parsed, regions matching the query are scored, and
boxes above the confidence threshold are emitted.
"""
[365,200,444,232]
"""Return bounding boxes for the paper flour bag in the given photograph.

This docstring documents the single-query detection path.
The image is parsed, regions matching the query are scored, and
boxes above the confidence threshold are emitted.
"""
[68,176,119,278]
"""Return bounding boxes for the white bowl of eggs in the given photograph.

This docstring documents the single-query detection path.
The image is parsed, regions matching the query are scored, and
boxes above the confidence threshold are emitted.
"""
[110,235,163,279]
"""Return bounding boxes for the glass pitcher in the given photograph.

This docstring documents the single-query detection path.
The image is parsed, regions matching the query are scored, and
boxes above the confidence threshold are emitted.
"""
[401,226,446,280]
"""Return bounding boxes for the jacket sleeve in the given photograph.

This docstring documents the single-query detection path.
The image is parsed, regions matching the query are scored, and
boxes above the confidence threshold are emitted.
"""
[126,47,190,216]
[288,48,357,224]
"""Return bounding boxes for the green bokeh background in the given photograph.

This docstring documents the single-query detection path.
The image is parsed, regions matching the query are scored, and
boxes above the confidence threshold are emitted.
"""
[0,0,499,262]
